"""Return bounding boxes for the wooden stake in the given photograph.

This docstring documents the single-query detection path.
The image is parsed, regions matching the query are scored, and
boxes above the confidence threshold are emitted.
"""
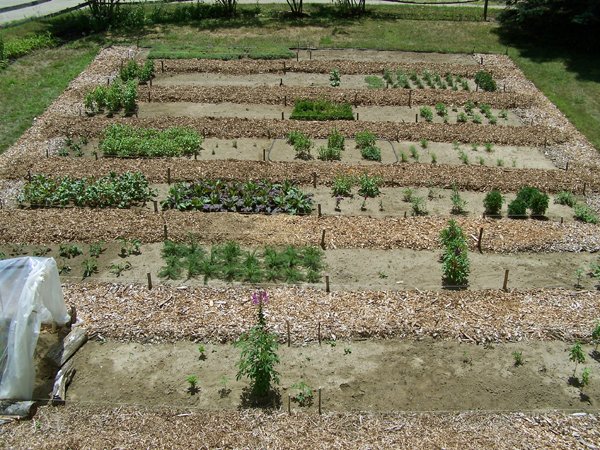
[415,114,418,123]
[281,111,284,120]
[404,211,407,218]
[312,172,317,188]
[27,170,32,182]
[356,112,359,121]
[288,394,291,415]
[94,152,98,161]
[284,95,287,107]
[263,148,266,161]
[286,320,291,347]
[502,269,509,291]
[167,167,171,184]
[503,84,506,92]
[163,224,168,240]
[318,204,322,217]
[147,272,153,290]
[560,217,564,224]
[46,147,49,157]
[477,227,484,253]
[280,78,283,86]
[161,60,164,72]
[153,200,158,213]
[480,56,484,65]
[318,322,321,346]
[325,275,330,293]
[283,62,286,74]
[318,387,322,415]
[320,229,326,250]
[149,78,152,87]
[583,182,587,196]
[565,161,569,171]
[309,50,312,60]
[354,92,358,106]
[296,51,299,62]
[147,90,151,102]
[107,77,110,86]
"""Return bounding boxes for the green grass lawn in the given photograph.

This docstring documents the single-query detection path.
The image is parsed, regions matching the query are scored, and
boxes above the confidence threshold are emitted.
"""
[0,3,598,153]
[0,42,99,153]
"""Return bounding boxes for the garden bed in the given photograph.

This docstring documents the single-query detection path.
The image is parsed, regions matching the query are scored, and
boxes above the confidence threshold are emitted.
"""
[65,338,599,412]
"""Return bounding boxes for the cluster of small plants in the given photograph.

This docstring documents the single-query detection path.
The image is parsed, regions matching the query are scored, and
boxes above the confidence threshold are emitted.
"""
[450,141,498,166]
[58,136,88,157]
[555,191,598,224]
[162,179,313,215]
[355,130,381,161]
[119,59,155,84]
[18,172,155,209]
[317,128,345,161]
[57,241,108,279]
[507,186,549,218]
[100,124,203,158]
[365,69,474,91]
[439,219,470,289]
[450,184,467,215]
[290,99,354,121]
[0,33,55,67]
[458,100,501,125]
[286,130,313,160]
[331,173,382,200]
[159,240,324,284]
[84,79,138,116]
[401,187,428,216]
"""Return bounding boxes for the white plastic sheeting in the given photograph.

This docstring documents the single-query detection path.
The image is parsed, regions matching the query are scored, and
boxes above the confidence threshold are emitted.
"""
[0,257,69,400]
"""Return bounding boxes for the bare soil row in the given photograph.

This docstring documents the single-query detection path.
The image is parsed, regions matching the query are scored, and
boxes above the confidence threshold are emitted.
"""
[6,156,593,194]
[1,209,599,253]
[134,85,535,109]
[4,406,597,449]
[61,283,599,343]
[156,58,515,79]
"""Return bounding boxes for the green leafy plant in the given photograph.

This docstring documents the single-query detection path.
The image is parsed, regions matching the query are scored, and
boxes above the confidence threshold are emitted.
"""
[235,291,280,401]
[450,185,467,215]
[472,113,483,124]
[464,100,475,115]
[554,191,576,207]
[592,322,600,353]
[402,187,414,203]
[474,70,497,92]
[411,196,428,216]
[327,128,345,151]
[569,342,586,385]
[430,152,437,164]
[100,124,202,158]
[457,112,468,123]
[290,99,353,121]
[89,241,105,258]
[186,375,199,394]
[484,142,494,153]
[409,145,419,161]
[331,174,354,197]
[419,106,433,122]
[82,258,98,279]
[400,151,408,163]
[317,145,342,161]
[458,150,469,165]
[574,203,599,224]
[365,75,385,89]
[361,145,382,162]
[440,219,470,289]
[59,244,82,259]
[575,268,584,288]
[355,130,377,149]
[478,156,486,166]
[290,381,314,407]
[287,130,312,160]
[483,190,504,216]
[435,103,447,117]
[198,344,206,360]
[496,158,504,167]
[118,238,141,257]
[109,261,132,277]
[219,375,231,398]
[499,110,508,120]
[512,351,524,367]
[357,173,382,198]
[507,198,527,219]
[515,186,549,217]
[329,68,341,87]
[419,139,428,149]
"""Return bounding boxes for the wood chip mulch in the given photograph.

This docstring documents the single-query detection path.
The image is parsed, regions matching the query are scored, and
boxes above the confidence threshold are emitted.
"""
[4,154,594,194]
[2,406,599,449]
[1,209,599,253]
[65,283,599,344]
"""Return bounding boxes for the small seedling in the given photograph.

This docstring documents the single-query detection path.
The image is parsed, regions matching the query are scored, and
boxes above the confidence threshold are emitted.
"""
[291,381,314,407]
[329,69,341,87]
[591,321,600,353]
[484,142,494,153]
[186,375,199,394]
[496,159,504,167]
[59,244,82,259]
[478,156,485,166]
[575,268,584,288]
[512,351,524,367]
[232,140,238,149]
[326,339,337,348]
[569,342,585,377]
[400,151,408,163]
[411,196,428,216]
[470,143,478,152]
[420,139,428,149]
[33,247,50,257]
[409,145,419,161]
[89,241,105,258]
[109,261,131,277]
[118,238,142,257]
[379,199,384,212]
[581,367,591,388]
[198,344,206,360]
[378,271,388,279]
[402,188,414,203]
[82,258,98,278]
[219,375,231,398]
[430,152,437,164]
[344,347,352,355]
[462,351,472,366]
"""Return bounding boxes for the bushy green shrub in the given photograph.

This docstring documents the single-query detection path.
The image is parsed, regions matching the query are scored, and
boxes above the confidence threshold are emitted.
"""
[440,219,469,289]
[474,70,497,92]
[483,190,504,216]
[357,173,382,198]
[290,99,354,121]
[507,198,527,218]
[361,146,381,161]
[574,203,599,224]
[554,191,576,207]
[327,128,345,151]
[331,174,354,197]
[515,186,549,217]
[120,59,155,83]
[287,131,312,160]
[355,130,377,149]
[84,80,137,116]
[419,106,433,122]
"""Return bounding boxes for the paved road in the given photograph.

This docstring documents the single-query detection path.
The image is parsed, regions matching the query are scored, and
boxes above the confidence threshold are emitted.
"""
[0,0,502,26]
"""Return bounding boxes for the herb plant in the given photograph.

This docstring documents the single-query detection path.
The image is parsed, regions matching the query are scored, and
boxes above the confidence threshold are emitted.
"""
[440,219,470,289]
[483,190,503,216]
[419,106,433,122]
[357,173,382,198]
[331,174,354,197]
[290,99,353,121]
[329,69,341,87]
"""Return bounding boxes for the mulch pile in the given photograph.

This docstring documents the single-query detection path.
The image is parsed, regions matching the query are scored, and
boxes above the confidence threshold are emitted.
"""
[64,284,600,344]
[2,209,599,252]
[2,406,599,449]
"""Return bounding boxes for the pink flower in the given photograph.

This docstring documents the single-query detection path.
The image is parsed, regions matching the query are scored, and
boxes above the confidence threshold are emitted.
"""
[251,290,269,305]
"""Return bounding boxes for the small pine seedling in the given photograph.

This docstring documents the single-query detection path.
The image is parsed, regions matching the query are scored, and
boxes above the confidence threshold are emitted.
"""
[512,351,524,367]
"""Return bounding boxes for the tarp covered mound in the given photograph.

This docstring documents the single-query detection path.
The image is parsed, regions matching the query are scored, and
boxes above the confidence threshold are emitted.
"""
[0,257,69,400]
